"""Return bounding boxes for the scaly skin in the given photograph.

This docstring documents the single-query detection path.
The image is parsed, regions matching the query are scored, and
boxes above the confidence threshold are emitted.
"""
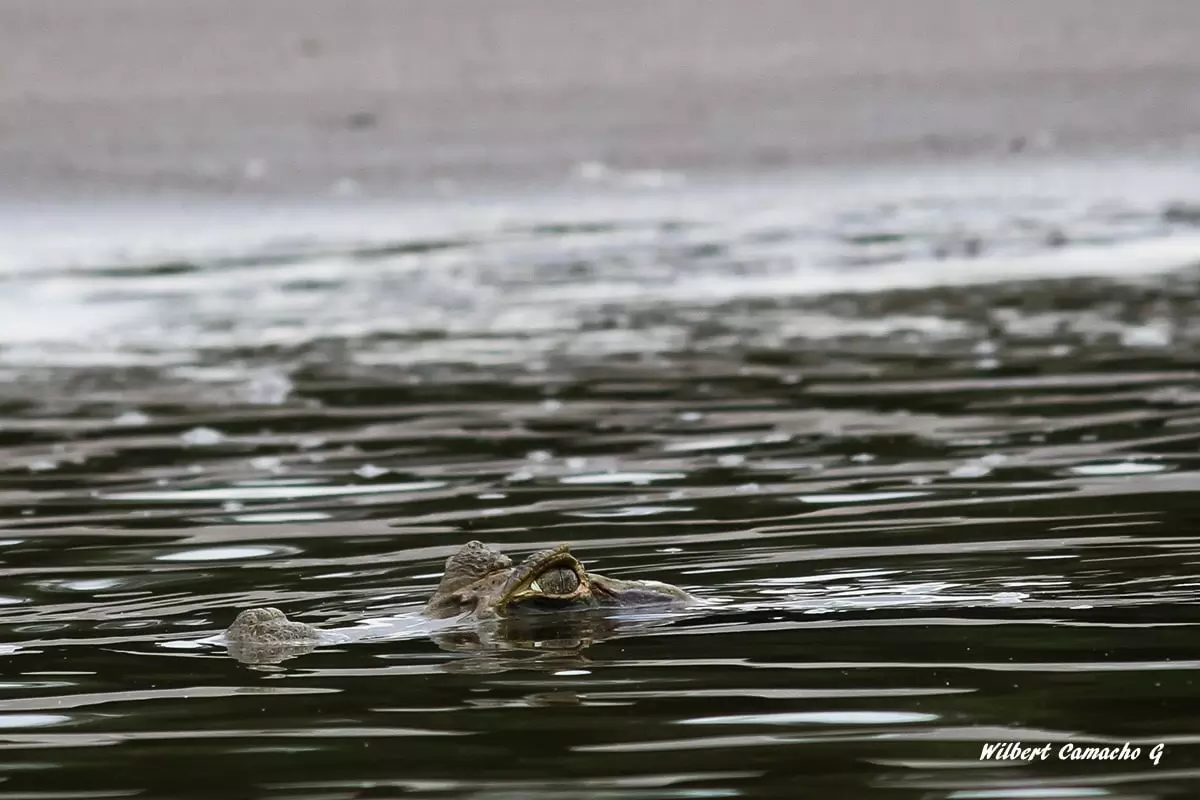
[424,541,695,619]
[225,606,322,643]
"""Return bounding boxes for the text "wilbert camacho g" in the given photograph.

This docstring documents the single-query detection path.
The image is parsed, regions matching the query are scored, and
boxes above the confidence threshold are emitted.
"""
[981,742,1164,765]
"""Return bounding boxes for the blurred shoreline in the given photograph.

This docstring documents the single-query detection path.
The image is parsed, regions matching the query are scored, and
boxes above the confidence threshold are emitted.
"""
[4,0,1200,204]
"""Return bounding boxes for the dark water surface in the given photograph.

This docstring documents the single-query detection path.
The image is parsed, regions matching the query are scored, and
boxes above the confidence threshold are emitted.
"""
[4,162,1200,798]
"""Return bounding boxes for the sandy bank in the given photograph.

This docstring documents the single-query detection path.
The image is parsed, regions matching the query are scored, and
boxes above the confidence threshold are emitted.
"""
[4,0,1200,202]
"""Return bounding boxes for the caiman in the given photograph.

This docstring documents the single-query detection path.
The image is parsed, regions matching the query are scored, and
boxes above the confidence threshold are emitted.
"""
[222,540,695,663]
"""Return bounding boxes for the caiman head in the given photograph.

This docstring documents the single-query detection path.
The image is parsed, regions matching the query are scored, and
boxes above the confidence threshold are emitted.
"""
[422,540,695,620]
[221,541,695,664]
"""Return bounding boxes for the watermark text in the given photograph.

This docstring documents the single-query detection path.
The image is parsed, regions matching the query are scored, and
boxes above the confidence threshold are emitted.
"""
[980,742,1164,766]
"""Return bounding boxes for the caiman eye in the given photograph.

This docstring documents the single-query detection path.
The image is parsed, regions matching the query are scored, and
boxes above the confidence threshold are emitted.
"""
[533,567,580,595]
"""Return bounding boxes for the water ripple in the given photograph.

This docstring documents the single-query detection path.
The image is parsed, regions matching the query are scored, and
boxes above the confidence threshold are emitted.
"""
[3,167,1200,797]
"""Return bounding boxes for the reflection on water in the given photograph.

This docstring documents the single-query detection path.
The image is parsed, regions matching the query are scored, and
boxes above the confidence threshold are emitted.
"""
[3,162,1200,797]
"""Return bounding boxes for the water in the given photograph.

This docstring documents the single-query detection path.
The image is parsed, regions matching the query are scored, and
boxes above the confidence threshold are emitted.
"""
[3,159,1200,798]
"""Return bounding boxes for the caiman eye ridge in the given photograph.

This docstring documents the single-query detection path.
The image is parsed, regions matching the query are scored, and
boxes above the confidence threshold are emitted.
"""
[505,555,589,607]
